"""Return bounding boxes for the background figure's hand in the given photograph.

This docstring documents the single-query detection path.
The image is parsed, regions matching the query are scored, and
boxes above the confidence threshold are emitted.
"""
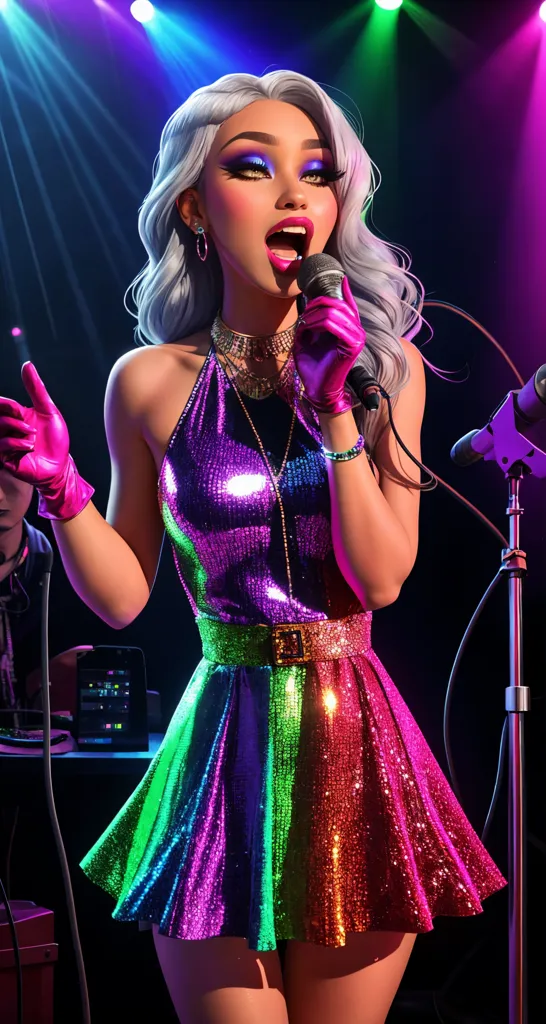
[293,276,367,415]
[0,362,70,485]
[0,362,94,521]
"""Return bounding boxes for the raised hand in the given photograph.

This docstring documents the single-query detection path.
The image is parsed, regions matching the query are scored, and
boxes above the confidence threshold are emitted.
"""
[293,276,366,415]
[0,362,94,521]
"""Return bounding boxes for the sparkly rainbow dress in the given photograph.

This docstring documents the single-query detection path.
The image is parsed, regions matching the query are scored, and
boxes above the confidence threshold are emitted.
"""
[80,341,506,951]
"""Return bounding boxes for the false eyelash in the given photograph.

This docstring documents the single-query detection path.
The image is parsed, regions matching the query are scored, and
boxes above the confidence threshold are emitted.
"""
[221,161,347,186]
[319,168,346,183]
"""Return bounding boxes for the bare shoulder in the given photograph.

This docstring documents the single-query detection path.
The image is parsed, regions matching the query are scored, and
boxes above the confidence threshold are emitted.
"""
[396,337,426,417]
[400,337,425,387]
[106,330,212,422]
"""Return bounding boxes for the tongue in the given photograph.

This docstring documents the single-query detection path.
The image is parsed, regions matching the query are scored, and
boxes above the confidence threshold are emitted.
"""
[266,232,298,260]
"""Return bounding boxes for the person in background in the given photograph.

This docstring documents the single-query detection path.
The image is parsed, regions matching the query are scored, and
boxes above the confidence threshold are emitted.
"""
[0,468,52,712]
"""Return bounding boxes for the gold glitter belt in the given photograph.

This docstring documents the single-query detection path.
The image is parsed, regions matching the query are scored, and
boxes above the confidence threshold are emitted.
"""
[196,611,372,667]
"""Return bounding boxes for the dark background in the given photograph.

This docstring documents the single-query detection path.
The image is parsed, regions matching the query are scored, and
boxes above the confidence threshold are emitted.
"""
[0,0,545,1021]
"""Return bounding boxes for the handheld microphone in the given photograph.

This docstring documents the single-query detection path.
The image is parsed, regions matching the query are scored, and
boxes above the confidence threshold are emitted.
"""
[450,364,546,467]
[296,253,381,412]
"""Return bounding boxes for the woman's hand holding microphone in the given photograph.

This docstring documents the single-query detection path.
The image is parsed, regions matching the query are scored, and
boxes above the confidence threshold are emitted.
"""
[293,276,366,415]
[0,362,94,520]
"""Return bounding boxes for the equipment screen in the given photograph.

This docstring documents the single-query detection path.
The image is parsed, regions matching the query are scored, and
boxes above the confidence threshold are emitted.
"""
[77,666,131,745]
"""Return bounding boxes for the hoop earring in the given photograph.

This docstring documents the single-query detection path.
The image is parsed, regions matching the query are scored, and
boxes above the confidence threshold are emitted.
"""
[194,222,208,262]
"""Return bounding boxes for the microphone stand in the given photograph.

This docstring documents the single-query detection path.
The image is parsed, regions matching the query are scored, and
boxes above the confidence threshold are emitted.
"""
[504,463,529,1024]
[451,391,546,1024]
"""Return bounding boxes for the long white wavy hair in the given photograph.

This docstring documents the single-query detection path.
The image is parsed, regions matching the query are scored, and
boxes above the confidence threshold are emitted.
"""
[128,70,424,455]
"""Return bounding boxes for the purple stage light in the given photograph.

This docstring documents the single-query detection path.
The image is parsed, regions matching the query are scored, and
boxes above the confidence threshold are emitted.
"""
[540,2,546,23]
[11,327,22,337]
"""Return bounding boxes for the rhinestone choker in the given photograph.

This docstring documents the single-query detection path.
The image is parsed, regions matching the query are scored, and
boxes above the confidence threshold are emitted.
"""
[211,311,299,362]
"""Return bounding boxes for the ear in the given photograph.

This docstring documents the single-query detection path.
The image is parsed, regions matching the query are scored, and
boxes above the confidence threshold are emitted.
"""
[176,189,208,232]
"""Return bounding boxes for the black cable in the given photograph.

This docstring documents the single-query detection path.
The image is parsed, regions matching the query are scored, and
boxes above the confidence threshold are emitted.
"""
[442,569,504,808]
[379,387,438,491]
[481,716,508,848]
[376,384,509,548]
[0,871,22,1024]
[38,555,92,1024]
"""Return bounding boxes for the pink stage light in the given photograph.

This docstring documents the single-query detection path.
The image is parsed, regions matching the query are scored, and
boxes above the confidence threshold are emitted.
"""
[540,2,546,23]
[11,327,22,337]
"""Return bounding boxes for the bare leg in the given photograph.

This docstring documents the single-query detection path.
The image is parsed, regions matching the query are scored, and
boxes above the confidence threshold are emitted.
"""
[152,925,289,1024]
[283,931,417,1024]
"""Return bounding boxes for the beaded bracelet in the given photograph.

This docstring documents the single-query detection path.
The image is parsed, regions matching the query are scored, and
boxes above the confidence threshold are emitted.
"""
[321,433,366,462]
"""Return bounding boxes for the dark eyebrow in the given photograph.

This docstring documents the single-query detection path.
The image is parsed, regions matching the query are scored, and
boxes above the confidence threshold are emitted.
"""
[218,131,331,153]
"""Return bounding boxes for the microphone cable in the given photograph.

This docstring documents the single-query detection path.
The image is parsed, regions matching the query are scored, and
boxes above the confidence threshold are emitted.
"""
[38,550,91,1024]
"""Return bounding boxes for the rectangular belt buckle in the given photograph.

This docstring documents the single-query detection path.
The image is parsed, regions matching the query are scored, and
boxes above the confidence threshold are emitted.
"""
[271,625,311,665]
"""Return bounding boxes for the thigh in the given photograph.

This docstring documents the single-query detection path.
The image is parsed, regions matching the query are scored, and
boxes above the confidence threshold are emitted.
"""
[283,931,417,1024]
[152,925,289,1024]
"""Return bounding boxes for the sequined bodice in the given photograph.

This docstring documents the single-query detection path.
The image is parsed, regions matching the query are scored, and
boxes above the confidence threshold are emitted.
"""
[158,344,364,625]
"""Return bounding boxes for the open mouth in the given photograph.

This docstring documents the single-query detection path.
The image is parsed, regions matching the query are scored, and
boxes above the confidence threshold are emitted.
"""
[264,218,313,273]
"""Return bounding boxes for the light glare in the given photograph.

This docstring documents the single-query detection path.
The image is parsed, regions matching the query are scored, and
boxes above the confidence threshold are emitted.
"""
[0,0,9,11]
[130,0,155,23]
[375,0,403,9]
[540,2,546,22]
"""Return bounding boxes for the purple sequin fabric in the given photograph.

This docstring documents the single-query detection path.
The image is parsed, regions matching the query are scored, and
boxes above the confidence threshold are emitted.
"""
[80,343,507,950]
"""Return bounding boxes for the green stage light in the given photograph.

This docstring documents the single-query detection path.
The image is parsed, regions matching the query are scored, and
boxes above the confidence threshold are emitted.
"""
[375,0,403,9]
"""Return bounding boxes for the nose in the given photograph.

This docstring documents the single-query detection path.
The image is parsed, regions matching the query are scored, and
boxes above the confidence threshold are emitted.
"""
[275,182,308,211]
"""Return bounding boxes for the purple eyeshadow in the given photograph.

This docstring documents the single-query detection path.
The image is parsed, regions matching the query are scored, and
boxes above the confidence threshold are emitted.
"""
[222,152,274,172]
[302,160,330,172]
[221,153,332,176]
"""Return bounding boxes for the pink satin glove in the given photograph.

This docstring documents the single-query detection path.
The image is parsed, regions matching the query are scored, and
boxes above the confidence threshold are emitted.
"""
[0,362,94,521]
[293,276,367,415]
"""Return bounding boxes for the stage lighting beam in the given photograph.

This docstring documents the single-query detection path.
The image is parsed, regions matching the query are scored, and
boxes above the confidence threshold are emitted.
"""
[540,2,546,23]
[130,1,155,24]
[375,0,403,9]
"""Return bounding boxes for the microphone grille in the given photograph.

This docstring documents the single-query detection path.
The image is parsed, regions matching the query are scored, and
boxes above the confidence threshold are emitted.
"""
[297,253,344,296]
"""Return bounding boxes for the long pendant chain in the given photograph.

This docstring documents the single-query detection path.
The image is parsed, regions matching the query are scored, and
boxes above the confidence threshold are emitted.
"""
[217,346,294,401]
[220,355,303,604]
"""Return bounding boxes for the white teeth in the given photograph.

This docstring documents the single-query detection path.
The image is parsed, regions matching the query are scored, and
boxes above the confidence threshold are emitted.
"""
[267,225,306,238]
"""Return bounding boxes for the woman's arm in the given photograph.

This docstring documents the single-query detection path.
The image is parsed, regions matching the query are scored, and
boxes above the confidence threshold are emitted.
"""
[51,349,168,629]
[318,339,426,610]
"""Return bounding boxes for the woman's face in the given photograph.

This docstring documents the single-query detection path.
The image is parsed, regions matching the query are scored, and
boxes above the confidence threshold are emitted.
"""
[195,99,341,299]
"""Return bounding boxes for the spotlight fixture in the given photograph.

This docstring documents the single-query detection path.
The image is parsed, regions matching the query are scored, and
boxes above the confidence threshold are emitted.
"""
[375,0,403,9]
[540,1,546,22]
[130,0,155,23]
